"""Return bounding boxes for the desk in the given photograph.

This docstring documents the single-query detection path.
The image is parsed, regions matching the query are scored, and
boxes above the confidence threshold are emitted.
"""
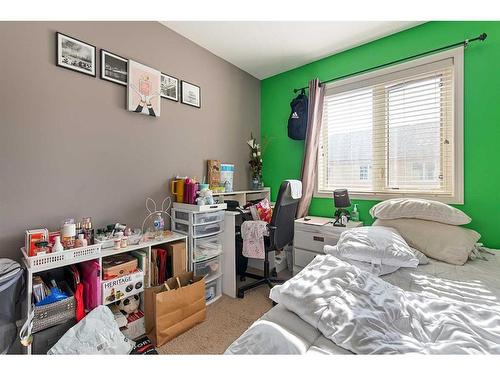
[220,188,270,298]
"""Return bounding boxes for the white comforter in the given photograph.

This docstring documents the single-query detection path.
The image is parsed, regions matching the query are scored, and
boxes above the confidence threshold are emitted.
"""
[269,254,500,354]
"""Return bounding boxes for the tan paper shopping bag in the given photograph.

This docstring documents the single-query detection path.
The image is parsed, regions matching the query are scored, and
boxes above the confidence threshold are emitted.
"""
[145,271,206,347]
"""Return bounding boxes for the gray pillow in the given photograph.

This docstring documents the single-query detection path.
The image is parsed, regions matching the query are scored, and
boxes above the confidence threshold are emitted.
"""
[373,218,480,266]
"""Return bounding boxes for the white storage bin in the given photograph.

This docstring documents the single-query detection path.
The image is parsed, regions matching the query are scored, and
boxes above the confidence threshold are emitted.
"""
[193,222,223,237]
[193,235,222,261]
[173,210,189,222]
[205,279,219,303]
[194,256,221,279]
[193,211,224,225]
[173,221,189,234]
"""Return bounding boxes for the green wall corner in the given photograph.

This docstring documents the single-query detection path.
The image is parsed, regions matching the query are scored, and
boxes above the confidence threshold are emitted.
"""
[261,21,500,247]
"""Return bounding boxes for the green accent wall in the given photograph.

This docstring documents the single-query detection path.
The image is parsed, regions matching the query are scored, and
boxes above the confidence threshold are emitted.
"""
[261,21,500,248]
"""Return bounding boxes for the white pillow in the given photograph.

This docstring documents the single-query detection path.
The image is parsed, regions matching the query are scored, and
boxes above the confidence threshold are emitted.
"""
[369,198,471,225]
[409,247,429,265]
[333,226,419,268]
[373,218,480,266]
[324,245,400,276]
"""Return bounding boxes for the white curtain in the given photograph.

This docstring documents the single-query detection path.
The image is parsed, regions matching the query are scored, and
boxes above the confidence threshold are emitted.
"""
[297,78,325,218]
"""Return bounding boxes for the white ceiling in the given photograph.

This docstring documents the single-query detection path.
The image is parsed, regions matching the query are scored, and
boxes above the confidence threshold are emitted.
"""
[160,21,423,79]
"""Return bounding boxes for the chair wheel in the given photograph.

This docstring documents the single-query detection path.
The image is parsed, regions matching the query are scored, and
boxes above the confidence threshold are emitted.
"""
[237,290,244,299]
[271,269,278,278]
[240,276,246,282]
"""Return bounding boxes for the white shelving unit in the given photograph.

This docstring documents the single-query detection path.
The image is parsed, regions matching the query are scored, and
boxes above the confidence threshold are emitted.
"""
[171,203,226,305]
[22,232,187,354]
[212,188,270,207]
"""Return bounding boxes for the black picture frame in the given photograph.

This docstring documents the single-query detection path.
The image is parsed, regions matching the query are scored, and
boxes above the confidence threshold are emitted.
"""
[100,49,128,86]
[56,32,96,77]
[181,80,201,108]
[160,73,179,102]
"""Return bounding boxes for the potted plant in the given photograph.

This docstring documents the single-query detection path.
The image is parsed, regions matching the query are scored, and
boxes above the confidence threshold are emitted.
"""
[247,133,263,190]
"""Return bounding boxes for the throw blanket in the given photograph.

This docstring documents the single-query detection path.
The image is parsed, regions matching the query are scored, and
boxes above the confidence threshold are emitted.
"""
[270,255,500,354]
[241,220,269,259]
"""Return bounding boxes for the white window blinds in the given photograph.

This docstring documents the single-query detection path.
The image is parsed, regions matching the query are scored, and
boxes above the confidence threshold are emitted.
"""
[317,48,463,203]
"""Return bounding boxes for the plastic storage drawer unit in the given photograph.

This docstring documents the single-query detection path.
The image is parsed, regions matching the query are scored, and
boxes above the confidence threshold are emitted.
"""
[205,280,219,303]
[193,211,224,225]
[173,222,189,235]
[194,256,220,279]
[193,235,222,261]
[193,222,223,237]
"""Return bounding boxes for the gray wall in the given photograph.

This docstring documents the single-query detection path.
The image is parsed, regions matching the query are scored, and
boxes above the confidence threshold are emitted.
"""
[0,21,260,260]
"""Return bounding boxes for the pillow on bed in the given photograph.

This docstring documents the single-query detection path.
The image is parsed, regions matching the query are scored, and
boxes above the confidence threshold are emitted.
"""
[333,226,419,269]
[373,218,480,266]
[324,245,400,276]
[369,198,471,225]
[409,247,429,265]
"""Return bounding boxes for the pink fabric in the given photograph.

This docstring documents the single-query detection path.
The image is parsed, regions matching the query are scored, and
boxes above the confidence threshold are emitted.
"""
[241,220,269,259]
[297,78,325,218]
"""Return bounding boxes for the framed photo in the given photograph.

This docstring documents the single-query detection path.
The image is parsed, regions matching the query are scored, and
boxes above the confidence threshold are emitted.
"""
[127,60,161,117]
[160,73,179,101]
[181,81,201,108]
[56,32,96,76]
[101,49,128,86]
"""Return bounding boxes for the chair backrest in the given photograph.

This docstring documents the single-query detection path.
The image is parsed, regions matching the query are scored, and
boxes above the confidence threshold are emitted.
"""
[269,181,301,250]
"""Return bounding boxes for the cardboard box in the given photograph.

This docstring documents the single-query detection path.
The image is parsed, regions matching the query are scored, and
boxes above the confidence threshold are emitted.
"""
[25,229,49,257]
[102,254,138,280]
[165,241,187,277]
[207,160,221,189]
[102,270,144,304]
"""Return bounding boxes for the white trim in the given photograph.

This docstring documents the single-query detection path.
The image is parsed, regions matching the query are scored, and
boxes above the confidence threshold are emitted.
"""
[314,47,464,204]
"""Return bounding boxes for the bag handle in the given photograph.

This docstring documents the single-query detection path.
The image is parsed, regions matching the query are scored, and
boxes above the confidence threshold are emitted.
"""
[163,277,182,291]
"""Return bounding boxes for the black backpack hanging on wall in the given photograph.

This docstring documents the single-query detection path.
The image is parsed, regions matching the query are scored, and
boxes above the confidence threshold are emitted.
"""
[287,89,308,140]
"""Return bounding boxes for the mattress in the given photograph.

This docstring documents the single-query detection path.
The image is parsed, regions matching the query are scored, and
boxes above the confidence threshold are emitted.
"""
[225,252,500,354]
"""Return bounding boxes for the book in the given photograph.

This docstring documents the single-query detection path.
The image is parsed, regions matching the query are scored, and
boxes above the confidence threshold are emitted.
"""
[131,250,148,287]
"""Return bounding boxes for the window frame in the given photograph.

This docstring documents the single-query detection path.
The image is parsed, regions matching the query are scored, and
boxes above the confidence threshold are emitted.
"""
[314,47,464,204]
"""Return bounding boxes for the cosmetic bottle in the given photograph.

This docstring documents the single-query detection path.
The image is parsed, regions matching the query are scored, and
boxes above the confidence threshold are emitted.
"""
[75,221,83,237]
[52,236,64,253]
[61,223,76,249]
[74,233,87,248]
[351,204,360,222]
[82,217,95,245]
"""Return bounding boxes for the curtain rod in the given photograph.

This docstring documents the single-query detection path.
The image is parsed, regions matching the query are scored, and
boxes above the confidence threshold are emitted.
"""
[293,32,487,93]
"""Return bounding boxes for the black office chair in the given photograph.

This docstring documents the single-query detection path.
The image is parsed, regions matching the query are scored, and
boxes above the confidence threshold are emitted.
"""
[237,180,301,298]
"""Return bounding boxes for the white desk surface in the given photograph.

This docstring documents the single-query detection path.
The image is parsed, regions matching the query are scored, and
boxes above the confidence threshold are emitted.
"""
[212,188,270,196]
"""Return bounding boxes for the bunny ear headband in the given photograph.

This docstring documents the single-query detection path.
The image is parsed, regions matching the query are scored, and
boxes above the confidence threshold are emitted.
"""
[141,196,172,234]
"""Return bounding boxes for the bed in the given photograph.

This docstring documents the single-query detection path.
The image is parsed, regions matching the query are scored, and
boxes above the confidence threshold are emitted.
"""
[226,252,500,354]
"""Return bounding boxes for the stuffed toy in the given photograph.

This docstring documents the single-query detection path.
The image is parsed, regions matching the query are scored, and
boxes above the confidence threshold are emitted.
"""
[116,293,140,317]
[196,188,214,205]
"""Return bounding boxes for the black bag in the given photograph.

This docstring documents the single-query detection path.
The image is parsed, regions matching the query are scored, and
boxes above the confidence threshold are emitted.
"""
[287,90,308,140]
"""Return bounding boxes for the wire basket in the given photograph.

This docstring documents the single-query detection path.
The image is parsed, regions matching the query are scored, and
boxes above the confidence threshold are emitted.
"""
[32,281,76,333]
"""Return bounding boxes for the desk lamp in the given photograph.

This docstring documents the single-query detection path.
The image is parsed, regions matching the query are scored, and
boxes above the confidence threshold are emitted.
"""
[333,189,351,227]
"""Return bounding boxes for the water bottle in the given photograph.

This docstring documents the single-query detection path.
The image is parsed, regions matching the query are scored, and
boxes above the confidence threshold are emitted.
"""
[153,213,164,233]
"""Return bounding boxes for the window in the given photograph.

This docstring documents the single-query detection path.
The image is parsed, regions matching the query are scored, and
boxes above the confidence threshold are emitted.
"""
[359,165,369,181]
[316,48,463,203]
